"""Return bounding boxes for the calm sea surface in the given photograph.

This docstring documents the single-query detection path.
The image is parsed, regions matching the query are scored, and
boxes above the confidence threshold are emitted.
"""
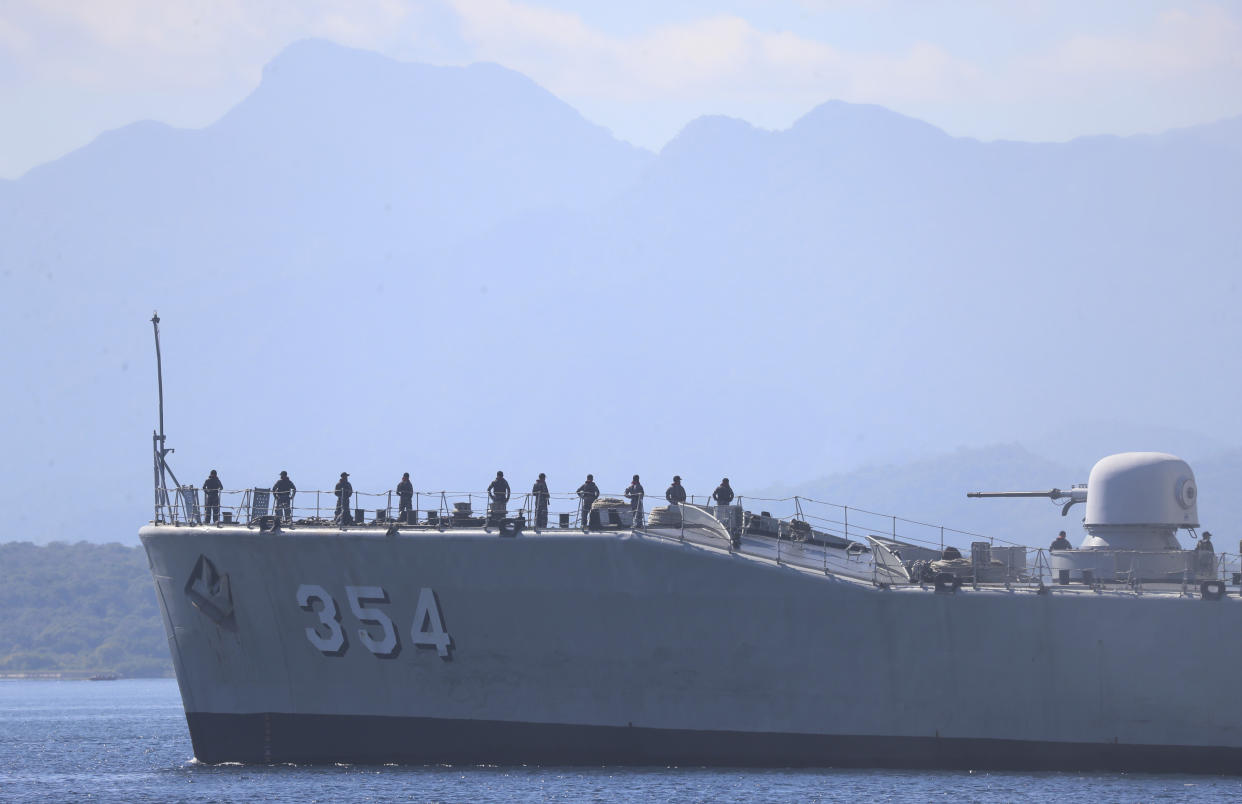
[0,679,1238,803]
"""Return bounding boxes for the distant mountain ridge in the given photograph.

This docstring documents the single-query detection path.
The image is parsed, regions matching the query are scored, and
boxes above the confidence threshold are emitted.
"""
[4,39,652,263]
[1,39,1239,545]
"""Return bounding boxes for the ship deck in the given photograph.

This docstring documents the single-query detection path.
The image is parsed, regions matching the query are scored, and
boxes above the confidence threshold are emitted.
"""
[143,515,1242,603]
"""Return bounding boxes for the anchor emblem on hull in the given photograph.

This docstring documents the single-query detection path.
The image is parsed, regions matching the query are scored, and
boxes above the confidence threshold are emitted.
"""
[184,554,236,628]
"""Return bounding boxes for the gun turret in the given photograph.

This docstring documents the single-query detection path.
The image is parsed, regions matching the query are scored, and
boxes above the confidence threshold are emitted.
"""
[969,453,1199,555]
[967,485,1087,516]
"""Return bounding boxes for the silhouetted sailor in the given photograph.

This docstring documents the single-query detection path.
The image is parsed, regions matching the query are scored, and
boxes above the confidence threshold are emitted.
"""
[665,475,687,505]
[272,471,296,524]
[203,470,223,524]
[1197,531,1215,552]
[1051,530,1073,550]
[712,478,734,506]
[334,472,353,524]
[397,472,414,523]
[532,473,550,529]
[626,474,645,527]
[488,471,510,525]
[577,474,599,529]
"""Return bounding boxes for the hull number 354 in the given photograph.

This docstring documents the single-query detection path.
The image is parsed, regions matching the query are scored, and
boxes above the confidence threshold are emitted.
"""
[296,584,453,659]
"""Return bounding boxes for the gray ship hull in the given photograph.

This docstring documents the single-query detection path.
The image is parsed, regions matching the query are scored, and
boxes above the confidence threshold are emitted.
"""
[141,525,1242,771]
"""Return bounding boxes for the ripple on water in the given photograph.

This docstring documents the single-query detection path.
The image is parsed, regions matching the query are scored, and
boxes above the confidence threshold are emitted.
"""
[2,679,1242,804]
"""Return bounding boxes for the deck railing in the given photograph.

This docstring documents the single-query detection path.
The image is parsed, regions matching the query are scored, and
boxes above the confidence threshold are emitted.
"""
[157,484,603,530]
[153,484,1239,591]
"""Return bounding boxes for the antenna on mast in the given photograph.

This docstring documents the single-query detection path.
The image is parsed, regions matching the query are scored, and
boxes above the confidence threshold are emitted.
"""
[152,312,165,442]
[150,312,183,522]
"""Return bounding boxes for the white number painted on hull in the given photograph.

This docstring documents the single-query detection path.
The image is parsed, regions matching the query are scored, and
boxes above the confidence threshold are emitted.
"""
[296,585,452,659]
[410,588,452,658]
[296,584,347,656]
[345,586,399,658]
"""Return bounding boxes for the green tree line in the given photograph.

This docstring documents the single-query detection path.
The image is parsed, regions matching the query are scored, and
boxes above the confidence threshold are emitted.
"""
[0,541,171,677]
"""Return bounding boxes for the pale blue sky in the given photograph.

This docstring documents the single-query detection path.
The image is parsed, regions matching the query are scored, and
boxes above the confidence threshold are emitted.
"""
[2,0,1241,178]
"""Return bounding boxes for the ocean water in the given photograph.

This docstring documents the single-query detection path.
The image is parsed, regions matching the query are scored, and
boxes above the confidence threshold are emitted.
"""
[0,679,1239,803]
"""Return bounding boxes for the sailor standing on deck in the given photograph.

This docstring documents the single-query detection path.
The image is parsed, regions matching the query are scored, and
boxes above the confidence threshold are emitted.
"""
[396,472,414,523]
[626,474,645,528]
[665,476,687,506]
[334,472,353,524]
[532,473,550,529]
[1050,530,1072,550]
[1195,531,1216,577]
[203,470,223,524]
[487,471,510,525]
[576,474,599,530]
[272,471,296,524]
[711,478,734,506]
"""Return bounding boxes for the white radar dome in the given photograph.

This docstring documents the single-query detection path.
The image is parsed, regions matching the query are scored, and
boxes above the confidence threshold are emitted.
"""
[1083,452,1199,529]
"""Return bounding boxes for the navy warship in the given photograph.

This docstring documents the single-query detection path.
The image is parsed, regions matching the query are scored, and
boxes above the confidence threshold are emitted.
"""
[141,317,1242,772]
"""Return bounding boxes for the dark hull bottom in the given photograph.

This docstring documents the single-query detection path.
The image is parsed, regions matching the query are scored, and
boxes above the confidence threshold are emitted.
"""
[186,713,1242,774]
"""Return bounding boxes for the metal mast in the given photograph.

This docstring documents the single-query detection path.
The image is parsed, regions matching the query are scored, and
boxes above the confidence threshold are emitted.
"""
[150,312,182,522]
[153,312,165,442]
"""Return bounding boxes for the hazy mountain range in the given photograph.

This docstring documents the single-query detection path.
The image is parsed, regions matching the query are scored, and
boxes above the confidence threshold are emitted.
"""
[2,39,1239,548]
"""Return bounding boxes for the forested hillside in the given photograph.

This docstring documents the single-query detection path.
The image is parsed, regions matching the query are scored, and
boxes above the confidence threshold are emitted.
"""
[0,542,170,677]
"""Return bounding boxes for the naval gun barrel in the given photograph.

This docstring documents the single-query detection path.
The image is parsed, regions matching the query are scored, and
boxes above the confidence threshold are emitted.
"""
[967,489,1070,499]
[967,486,1087,516]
